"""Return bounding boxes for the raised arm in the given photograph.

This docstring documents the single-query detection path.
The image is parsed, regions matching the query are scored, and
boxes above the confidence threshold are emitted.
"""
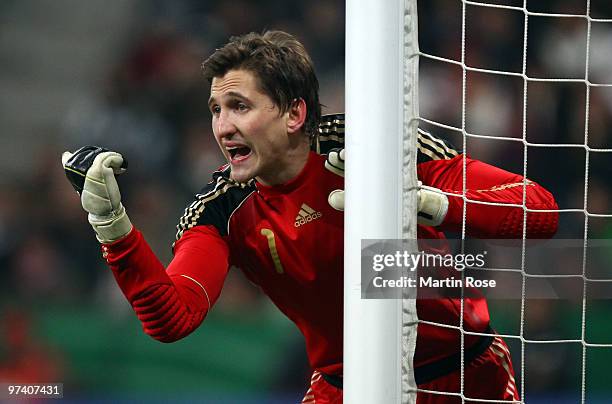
[62,147,229,343]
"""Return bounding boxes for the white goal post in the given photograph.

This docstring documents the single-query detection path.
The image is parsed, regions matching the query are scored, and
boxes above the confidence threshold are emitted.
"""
[345,0,419,403]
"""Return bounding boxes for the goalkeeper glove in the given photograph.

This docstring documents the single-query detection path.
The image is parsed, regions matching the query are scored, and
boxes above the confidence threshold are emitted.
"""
[62,146,133,243]
[323,148,448,226]
[417,181,449,227]
[325,148,344,211]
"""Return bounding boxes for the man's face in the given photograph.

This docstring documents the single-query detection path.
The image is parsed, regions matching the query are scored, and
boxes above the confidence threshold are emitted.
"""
[209,69,292,185]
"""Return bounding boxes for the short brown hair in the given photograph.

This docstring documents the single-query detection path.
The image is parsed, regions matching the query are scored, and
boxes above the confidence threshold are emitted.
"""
[201,30,321,136]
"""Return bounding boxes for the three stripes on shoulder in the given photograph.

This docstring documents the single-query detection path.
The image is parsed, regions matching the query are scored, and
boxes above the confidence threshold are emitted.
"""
[417,128,459,162]
[316,113,460,162]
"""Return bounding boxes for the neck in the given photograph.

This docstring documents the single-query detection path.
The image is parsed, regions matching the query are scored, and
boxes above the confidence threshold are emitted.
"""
[256,140,311,186]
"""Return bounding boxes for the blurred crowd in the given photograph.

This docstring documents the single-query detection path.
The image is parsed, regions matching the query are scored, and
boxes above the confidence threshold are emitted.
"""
[1,0,612,400]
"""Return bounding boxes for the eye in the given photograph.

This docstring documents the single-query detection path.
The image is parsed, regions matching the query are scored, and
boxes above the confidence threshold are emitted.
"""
[237,102,248,112]
[210,105,221,115]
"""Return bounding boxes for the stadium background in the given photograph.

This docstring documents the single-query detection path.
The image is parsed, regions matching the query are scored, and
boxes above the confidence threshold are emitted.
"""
[1,0,611,402]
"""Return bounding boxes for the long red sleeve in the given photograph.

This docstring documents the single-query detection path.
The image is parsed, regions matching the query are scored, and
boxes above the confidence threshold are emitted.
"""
[418,155,558,238]
[103,226,230,342]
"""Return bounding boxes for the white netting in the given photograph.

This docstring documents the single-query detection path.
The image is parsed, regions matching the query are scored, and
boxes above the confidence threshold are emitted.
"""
[407,1,612,403]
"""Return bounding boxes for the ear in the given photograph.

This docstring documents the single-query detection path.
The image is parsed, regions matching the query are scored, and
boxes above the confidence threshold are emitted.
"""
[286,98,307,134]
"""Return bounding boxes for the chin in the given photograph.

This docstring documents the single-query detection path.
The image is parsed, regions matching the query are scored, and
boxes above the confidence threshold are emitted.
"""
[228,153,258,183]
[230,167,255,183]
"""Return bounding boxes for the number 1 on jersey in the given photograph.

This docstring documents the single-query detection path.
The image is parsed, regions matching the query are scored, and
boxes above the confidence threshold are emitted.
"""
[260,228,284,274]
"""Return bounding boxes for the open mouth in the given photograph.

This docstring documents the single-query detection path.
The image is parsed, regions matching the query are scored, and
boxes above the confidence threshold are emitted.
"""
[227,145,252,161]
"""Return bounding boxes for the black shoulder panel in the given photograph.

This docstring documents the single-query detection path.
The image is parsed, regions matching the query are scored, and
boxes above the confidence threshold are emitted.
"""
[313,113,345,155]
[175,166,256,239]
[417,129,460,163]
[313,114,460,164]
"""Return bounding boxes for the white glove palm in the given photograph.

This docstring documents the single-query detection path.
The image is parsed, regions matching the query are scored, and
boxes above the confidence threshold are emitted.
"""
[417,181,449,227]
[325,149,345,211]
[62,151,132,243]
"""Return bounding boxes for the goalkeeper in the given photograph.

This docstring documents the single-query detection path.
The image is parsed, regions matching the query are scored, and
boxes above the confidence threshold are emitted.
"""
[62,31,558,403]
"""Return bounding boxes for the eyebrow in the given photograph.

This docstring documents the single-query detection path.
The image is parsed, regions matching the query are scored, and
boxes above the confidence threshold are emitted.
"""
[208,91,249,108]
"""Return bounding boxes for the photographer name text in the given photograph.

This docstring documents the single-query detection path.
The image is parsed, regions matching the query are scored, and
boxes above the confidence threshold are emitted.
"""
[372,276,496,288]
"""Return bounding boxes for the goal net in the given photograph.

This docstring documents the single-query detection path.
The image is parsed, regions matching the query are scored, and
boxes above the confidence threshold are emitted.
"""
[346,0,612,403]
[415,1,612,403]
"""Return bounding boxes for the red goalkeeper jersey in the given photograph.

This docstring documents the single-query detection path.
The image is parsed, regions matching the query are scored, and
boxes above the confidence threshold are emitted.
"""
[102,115,558,382]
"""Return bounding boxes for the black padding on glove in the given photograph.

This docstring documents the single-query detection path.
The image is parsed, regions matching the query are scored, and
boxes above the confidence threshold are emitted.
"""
[63,146,128,195]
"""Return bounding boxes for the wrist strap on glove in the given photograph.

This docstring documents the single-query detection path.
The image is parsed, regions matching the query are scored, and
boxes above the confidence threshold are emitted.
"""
[417,182,449,227]
[88,204,133,244]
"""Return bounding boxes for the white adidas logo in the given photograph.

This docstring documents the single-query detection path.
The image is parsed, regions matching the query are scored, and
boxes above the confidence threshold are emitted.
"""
[294,204,323,227]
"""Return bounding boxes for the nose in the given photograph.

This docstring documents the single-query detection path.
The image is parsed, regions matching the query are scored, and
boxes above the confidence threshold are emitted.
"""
[214,110,236,140]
